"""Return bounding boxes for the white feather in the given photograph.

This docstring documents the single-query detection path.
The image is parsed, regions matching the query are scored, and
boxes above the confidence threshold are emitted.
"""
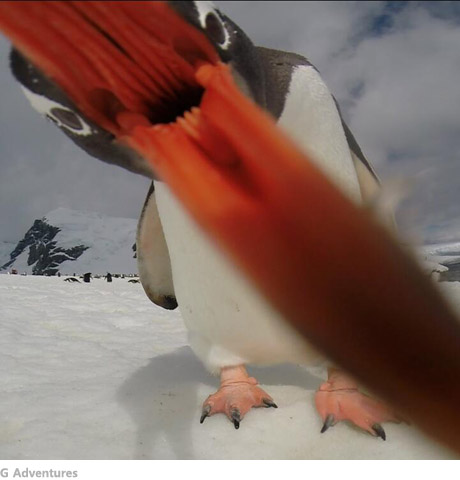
[278,66,361,203]
[21,86,93,136]
[155,181,318,373]
[193,1,231,50]
[154,65,362,372]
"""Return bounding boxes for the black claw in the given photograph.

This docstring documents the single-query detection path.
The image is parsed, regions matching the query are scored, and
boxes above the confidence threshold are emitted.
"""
[231,409,241,429]
[263,398,278,408]
[200,405,211,424]
[320,414,335,433]
[372,423,386,441]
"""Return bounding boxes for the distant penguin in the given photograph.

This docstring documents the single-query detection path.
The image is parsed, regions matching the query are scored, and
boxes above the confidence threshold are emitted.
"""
[83,272,91,283]
[64,277,80,283]
[106,272,112,283]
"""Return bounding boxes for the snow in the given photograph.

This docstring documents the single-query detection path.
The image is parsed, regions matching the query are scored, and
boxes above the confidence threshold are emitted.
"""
[4,248,33,273]
[0,274,458,460]
[421,241,460,259]
[43,208,138,275]
[415,242,460,279]
[0,241,15,266]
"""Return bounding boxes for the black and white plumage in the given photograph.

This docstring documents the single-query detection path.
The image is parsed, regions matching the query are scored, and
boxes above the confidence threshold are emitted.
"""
[4,0,460,449]
[149,56,380,372]
[10,0,380,385]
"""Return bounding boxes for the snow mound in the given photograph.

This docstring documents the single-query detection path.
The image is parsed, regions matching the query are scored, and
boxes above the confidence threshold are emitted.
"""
[0,275,458,459]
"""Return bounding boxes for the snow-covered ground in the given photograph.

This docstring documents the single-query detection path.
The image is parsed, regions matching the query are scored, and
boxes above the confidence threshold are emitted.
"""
[420,242,460,263]
[0,274,458,460]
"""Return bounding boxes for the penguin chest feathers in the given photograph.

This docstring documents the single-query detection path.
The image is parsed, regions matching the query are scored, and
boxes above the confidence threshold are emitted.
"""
[154,181,320,372]
[278,65,361,204]
[152,63,363,371]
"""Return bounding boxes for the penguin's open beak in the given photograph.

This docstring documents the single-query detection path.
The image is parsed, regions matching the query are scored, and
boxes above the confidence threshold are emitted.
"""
[1,1,460,452]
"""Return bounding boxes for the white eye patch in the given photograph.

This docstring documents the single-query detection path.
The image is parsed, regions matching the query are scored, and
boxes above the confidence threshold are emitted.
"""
[21,86,93,136]
[194,1,230,50]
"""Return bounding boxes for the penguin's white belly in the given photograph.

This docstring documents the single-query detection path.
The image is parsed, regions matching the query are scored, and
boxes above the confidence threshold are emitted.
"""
[154,64,362,373]
[278,65,361,203]
[155,181,320,372]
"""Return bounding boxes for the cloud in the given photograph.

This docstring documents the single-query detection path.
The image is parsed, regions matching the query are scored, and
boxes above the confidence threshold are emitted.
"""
[1,2,459,244]
[217,1,460,243]
[326,3,460,242]
[332,5,460,158]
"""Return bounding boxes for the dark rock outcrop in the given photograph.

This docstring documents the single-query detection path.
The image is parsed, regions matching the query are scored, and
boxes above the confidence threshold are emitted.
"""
[1,218,88,276]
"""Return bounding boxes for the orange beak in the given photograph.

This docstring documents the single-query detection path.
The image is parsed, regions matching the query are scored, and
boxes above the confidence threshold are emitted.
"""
[1,1,460,452]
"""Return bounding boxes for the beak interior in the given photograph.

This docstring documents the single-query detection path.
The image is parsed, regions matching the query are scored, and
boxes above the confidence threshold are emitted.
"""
[0,2,218,133]
[0,1,289,232]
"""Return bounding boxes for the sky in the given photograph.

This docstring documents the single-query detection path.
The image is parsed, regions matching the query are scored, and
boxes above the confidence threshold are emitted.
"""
[0,1,460,244]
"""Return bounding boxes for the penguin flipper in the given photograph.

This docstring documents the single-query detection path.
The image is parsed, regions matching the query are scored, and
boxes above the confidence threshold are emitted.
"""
[137,182,178,310]
[340,114,381,201]
[335,100,397,230]
[348,134,398,231]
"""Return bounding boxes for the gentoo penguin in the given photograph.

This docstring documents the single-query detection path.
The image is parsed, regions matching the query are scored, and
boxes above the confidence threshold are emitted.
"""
[2,2,460,448]
[64,277,80,283]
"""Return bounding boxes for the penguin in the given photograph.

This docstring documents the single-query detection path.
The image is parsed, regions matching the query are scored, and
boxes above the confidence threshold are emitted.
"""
[3,2,460,448]
[64,277,80,283]
[3,0,396,438]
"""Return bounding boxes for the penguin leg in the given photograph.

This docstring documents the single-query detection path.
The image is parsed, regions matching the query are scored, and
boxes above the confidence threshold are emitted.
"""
[200,365,277,429]
[315,367,401,440]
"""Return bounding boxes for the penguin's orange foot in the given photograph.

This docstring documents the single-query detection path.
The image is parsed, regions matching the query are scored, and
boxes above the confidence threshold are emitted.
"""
[315,369,401,440]
[200,365,277,429]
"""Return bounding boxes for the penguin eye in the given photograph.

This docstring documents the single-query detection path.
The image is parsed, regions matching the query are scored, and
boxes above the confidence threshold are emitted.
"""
[49,107,83,131]
[205,12,226,46]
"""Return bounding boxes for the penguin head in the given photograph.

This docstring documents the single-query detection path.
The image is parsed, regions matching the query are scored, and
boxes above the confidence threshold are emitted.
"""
[168,2,266,106]
[10,48,150,177]
[7,1,266,179]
